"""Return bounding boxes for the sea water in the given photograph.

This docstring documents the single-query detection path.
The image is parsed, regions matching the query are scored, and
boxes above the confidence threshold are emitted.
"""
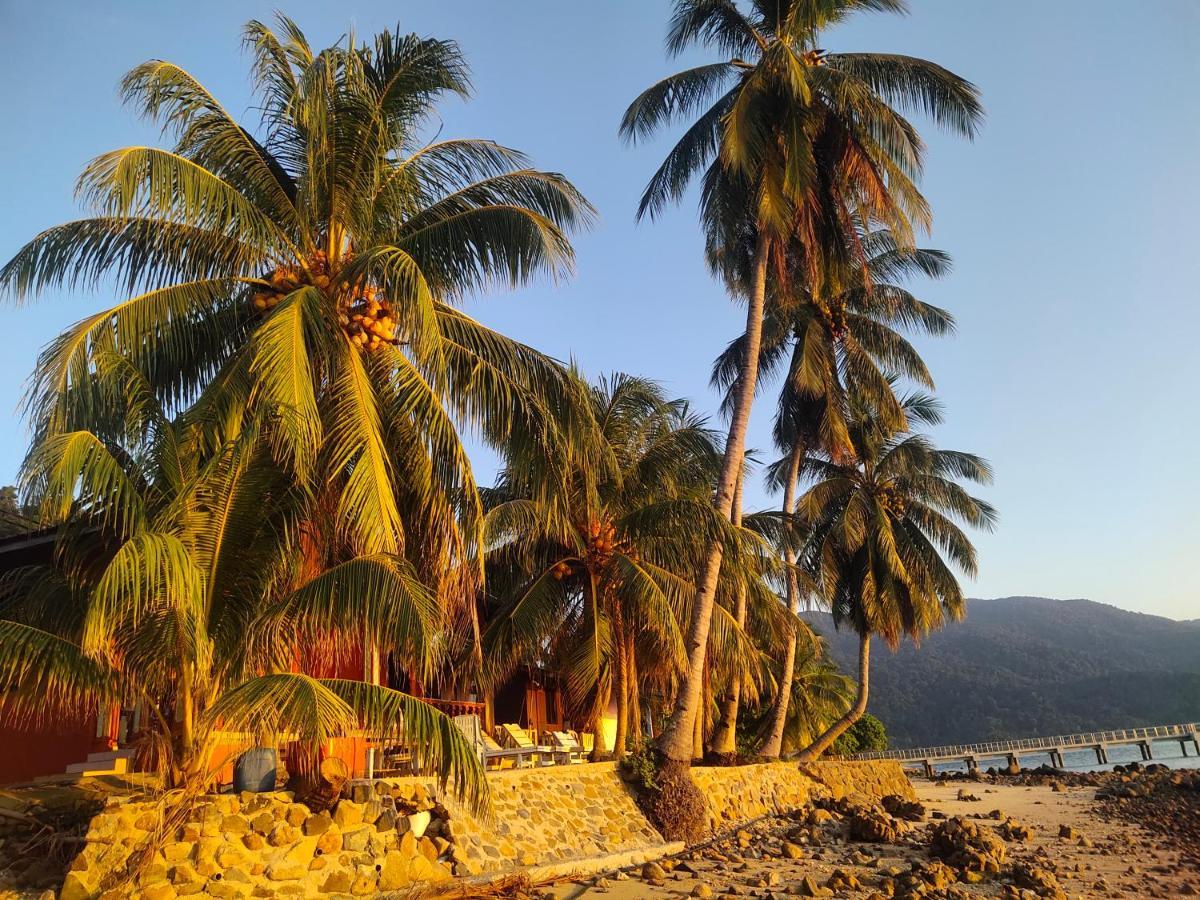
[923,738,1196,775]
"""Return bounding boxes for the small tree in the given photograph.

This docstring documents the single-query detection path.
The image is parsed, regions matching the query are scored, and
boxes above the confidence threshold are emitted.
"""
[832,712,888,756]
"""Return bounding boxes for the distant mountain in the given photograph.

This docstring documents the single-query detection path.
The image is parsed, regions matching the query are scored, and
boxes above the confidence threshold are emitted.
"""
[803,596,1200,749]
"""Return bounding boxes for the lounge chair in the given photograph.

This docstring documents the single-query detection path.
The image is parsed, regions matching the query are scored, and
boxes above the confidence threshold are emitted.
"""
[481,731,533,769]
[549,731,587,764]
[498,723,555,766]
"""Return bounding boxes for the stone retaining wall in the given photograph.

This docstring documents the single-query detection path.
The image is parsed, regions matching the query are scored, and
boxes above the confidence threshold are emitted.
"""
[693,760,912,834]
[60,760,911,898]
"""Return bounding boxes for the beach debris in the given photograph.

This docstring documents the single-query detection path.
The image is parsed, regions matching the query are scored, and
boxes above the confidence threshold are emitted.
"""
[999,816,1033,842]
[929,816,1007,875]
[1009,860,1067,899]
[882,794,926,821]
[847,805,905,843]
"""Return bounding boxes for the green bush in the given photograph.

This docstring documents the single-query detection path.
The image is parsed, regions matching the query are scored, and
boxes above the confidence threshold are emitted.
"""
[832,713,888,756]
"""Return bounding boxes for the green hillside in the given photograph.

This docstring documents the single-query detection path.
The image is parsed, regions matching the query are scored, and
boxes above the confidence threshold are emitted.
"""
[803,597,1200,748]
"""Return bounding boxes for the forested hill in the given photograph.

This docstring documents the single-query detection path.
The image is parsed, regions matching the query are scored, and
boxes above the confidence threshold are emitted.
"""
[802,596,1200,748]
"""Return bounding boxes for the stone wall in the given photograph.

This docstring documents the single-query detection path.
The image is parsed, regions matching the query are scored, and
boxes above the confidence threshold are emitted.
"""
[693,760,912,834]
[59,760,911,898]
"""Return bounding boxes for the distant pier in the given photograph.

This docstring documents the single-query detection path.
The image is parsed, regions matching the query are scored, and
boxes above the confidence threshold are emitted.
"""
[850,722,1200,777]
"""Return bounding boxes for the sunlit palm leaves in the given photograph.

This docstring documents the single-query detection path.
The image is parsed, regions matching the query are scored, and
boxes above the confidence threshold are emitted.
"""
[0,383,485,805]
[482,374,728,758]
[793,394,995,759]
[621,0,981,762]
[2,14,593,621]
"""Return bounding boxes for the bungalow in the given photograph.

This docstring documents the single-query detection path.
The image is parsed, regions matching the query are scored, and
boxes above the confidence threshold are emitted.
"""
[0,528,575,784]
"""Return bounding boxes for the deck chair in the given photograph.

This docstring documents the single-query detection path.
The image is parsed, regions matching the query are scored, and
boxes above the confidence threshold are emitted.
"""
[499,723,555,766]
[568,729,592,758]
[480,730,532,769]
[549,731,587,764]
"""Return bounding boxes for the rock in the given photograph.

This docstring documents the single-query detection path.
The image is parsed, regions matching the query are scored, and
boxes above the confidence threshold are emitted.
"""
[59,873,93,900]
[241,832,265,851]
[349,865,378,895]
[304,811,334,836]
[320,870,353,894]
[332,800,364,829]
[267,822,298,846]
[929,816,1006,876]
[642,861,667,882]
[1011,861,1067,899]
[219,814,248,835]
[1058,824,1076,840]
[163,841,194,862]
[827,869,860,891]
[265,861,306,881]
[342,825,373,852]
[999,817,1033,842]
[848,806,904,843]
[798,875,833,897]
[377,850,410,891]
[691,885,714,899]
[881,794,926,821]
[782,841,804,859]
[285,803,309,827]
[408,809,432,838]
[316,825,343,854]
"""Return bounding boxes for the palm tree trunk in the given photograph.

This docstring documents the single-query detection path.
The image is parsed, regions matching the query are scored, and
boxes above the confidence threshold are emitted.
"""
[587,570,610,761]
[760,438,805,758]
[710,473,746,758]
[659,233,770,763]
[627,631,641,745]
[795,632,870,763]
[613,608,629,761]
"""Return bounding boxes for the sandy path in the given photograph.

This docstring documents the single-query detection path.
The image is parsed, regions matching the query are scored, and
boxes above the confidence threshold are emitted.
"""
[542,779,1195,899]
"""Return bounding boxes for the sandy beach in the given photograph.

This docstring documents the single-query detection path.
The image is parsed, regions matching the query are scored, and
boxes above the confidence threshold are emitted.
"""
[540,772,1197,899]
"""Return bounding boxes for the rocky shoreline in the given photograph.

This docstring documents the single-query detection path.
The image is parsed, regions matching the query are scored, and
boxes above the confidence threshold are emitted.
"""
[540,766,1199,900]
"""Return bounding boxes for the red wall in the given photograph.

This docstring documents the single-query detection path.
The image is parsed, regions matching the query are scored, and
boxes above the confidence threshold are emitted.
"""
[0,714,96,785]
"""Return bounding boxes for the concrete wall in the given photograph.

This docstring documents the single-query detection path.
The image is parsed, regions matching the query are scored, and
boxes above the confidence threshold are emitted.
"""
[60,760,912,898]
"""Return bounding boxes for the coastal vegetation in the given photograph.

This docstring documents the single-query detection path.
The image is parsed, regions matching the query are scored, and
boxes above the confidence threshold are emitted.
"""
[0,0,993,832]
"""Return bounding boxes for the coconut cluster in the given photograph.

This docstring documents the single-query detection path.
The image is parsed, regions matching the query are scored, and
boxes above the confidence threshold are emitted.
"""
[816,299,848,341]
[252,251,334,313]
[340,285,398,353]
[877,483,907,517]
[251,251,398,354]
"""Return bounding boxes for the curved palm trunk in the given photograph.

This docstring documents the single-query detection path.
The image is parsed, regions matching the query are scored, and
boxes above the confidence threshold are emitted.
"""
[795,632,870,763]
[659,234,770,763]
[760,438,805,758]
[612,606,629,760]
[710,474,746,757]
[627,631,642,745]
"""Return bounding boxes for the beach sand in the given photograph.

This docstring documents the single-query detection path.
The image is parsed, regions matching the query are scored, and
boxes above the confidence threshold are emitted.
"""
[539,777,1196,899]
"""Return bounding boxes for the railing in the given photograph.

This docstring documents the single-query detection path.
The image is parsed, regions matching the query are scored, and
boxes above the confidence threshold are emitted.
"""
[422,698,486,719]
[853,722,1200,762]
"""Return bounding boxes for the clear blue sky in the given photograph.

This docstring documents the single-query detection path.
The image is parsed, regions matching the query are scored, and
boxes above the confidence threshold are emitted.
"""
[1,1,1197,620]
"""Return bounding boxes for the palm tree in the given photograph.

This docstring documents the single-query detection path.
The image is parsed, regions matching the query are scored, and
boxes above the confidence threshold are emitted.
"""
[481,374,730,760]
[793,394,996,762]
[1,16,593,703]
[0,361,486,807]
[714,228,954,757]
[620,0,982,764]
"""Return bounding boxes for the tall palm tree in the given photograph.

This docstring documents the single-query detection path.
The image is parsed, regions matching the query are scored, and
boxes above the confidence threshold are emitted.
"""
[481,374,726,760]
[0,360,486,806]
[620,0,982,764]
[793,394,996,762]
[1,16,593,699]
[715,229,955,757]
